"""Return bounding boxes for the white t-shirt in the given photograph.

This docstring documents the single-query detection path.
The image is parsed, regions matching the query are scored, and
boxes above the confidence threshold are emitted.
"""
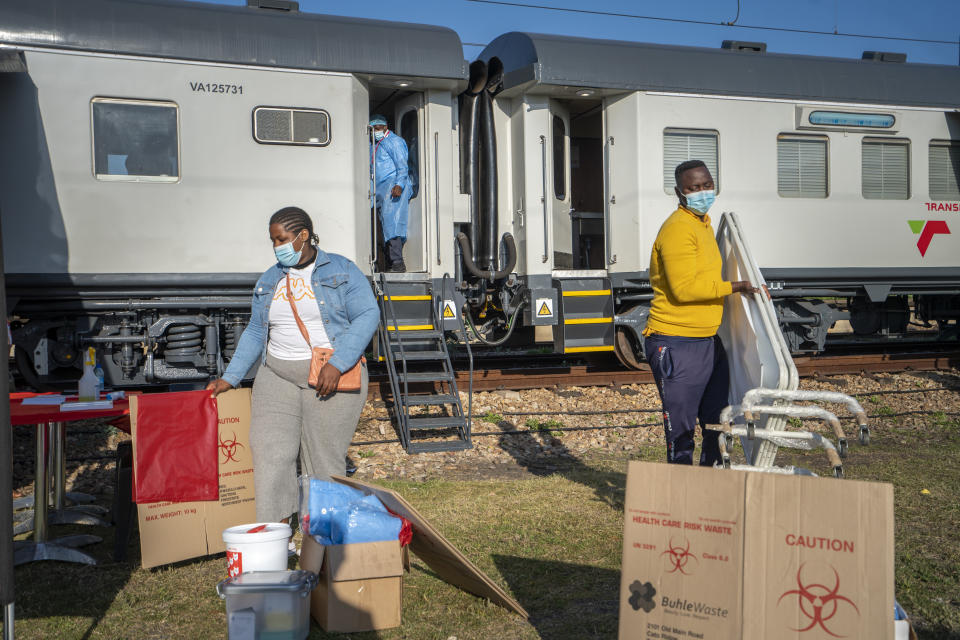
[267,263,332,360]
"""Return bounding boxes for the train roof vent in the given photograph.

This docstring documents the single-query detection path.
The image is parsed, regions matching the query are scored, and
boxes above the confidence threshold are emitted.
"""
[721,40,767,53]
[862,51,907,63]
[246,0,299,12]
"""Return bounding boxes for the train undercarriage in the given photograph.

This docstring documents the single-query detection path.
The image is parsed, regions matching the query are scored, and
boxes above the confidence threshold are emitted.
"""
[7,276,958,389]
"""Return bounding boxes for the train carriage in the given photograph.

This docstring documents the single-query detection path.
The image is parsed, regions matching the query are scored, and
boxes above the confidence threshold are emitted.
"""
[0,0,468,387]
[475,33,960,364]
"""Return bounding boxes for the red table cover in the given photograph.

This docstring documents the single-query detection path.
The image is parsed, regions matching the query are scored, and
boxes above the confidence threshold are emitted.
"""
[133,390,219,504]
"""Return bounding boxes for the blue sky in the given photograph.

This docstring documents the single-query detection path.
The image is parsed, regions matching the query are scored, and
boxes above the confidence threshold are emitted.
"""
[197,0,960,65]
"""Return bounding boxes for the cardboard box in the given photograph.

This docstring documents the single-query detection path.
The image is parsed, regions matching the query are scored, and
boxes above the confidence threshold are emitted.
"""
[619,464,746,640]
[298,476,528,632]
[742,470,894,640]
[619,462,894,640]
[330,475,528,618]
[299,534,403,633]
[131,388,256,569]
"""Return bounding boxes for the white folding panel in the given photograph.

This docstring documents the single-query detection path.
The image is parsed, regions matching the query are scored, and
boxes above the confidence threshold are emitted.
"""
[717,212,798,467]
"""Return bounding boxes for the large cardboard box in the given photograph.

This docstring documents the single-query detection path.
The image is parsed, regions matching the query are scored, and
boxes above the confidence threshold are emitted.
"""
[619,462,894,640]
[742,471,894,640]
[131,388,256,569]
[299,534,403,633]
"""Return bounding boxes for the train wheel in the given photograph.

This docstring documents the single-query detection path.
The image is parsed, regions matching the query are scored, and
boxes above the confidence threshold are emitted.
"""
[614,327,644,371]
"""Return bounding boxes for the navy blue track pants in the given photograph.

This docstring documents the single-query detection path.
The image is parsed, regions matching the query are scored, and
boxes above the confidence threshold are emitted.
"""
[644,334,730,466]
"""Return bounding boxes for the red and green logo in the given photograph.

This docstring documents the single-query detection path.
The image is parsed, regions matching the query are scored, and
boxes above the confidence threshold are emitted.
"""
[908,220,950,257]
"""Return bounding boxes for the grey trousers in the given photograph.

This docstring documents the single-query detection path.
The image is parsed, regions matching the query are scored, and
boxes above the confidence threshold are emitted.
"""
[250,354,368,522]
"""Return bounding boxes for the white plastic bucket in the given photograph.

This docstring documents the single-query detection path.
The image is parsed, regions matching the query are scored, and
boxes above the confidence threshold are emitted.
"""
[222,522,291,577]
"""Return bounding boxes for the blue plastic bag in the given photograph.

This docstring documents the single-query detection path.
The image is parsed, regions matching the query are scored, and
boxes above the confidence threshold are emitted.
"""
[307,479,365,540]
[331,501,402,545]
[357,493,387,512]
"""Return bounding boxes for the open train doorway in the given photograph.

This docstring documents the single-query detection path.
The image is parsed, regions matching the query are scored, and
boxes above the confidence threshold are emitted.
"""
[368,87,425,273]
[550,97,604,270]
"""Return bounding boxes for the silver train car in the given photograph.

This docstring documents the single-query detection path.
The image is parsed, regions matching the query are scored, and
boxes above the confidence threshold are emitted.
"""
[1,0,959,388]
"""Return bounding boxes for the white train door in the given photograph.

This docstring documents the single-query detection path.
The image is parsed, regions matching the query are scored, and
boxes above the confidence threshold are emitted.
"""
[602,93,642,272]
[548,100,572,268]
[394,94,424,272]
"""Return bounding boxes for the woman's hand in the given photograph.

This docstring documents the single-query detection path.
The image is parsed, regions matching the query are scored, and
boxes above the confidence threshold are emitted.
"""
[206,378,234,398]
[315,363,342,397]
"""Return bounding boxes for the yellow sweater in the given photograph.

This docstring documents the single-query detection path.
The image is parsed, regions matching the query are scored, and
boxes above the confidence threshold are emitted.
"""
[645,207,733,337]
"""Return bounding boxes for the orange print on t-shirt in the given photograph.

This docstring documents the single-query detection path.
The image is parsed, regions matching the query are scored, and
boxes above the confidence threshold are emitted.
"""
[274,277,316,302]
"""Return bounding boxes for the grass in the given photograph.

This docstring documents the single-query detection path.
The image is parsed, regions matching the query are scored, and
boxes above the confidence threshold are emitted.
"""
[524,418,565,437]
[481,411,504,425]
[11,411,960,639]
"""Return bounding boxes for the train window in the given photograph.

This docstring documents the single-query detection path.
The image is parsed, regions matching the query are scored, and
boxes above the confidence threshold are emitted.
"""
[553,115,566,200]
[929,141,960,200]
[91,98,179,182]
[253,107,330,146]
[777,134,827,198]
[663,129,719,194]
[862,139,909,200]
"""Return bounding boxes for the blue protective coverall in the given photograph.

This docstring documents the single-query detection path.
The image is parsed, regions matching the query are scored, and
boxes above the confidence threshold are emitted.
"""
[372,132,412,242]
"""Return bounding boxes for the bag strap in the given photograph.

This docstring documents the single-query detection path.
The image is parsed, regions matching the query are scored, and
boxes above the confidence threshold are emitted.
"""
[285,274,313,348]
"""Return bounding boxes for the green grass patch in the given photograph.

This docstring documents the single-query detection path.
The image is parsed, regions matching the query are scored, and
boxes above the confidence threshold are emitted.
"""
[524,418,565,437]
[481,411,503,424]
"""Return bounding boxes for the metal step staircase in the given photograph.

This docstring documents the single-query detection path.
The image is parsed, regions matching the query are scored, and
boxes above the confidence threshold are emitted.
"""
[375,274,472,454]
[553,275,616,354]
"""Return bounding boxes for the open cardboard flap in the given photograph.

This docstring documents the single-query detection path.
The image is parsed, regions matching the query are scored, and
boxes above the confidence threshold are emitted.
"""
[331,475,528,618]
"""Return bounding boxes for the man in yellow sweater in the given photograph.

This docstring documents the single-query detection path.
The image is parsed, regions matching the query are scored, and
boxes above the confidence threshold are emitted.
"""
[644,160,756,465]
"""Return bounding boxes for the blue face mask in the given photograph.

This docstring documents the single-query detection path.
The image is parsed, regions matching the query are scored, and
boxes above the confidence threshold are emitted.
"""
[274,233,305,267]
[373,129,386,142]
[683,189,716,215]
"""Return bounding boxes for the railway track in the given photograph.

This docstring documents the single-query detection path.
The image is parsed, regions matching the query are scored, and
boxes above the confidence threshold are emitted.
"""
[369,348,960,398]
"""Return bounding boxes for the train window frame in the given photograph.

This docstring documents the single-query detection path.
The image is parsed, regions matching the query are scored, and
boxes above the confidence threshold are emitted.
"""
[928,139,960,201]
[662,128,720,195]
[252,106,331,147]
[861,138,910,200]
[553,114,567,201]
[90,97,181,183]
[776,133,829,199]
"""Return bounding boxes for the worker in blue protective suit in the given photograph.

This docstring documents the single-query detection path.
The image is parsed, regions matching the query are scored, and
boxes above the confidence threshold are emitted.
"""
[370,114,411,272]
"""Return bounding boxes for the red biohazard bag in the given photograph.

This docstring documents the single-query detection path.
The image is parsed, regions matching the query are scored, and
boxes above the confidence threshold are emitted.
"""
[133,390,219,503]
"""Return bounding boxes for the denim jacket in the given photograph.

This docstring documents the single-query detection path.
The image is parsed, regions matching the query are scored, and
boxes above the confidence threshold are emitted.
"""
[222,249,380,387]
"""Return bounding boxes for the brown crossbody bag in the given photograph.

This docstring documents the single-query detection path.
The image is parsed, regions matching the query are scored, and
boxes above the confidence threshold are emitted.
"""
[285,274,364,392]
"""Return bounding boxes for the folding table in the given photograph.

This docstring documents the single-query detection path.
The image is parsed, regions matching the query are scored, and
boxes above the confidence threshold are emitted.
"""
[10,396,130,565]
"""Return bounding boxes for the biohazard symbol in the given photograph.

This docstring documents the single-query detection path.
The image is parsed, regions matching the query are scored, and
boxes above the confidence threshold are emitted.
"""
[660,536,697,575]
[219,431,245,464]
[628,580,657,613]
[442,302,456,319]
[538,302,551,316]
[777,563,860,637]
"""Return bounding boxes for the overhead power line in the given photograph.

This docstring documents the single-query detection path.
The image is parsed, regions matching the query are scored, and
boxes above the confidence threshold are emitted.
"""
[464,0,959,47]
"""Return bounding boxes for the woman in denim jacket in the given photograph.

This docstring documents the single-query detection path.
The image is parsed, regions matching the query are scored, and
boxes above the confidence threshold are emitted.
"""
[208,207,380,525]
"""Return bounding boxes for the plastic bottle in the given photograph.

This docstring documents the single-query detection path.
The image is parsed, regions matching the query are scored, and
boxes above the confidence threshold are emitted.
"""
[78,347,98,402]
[94,365,105,398]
